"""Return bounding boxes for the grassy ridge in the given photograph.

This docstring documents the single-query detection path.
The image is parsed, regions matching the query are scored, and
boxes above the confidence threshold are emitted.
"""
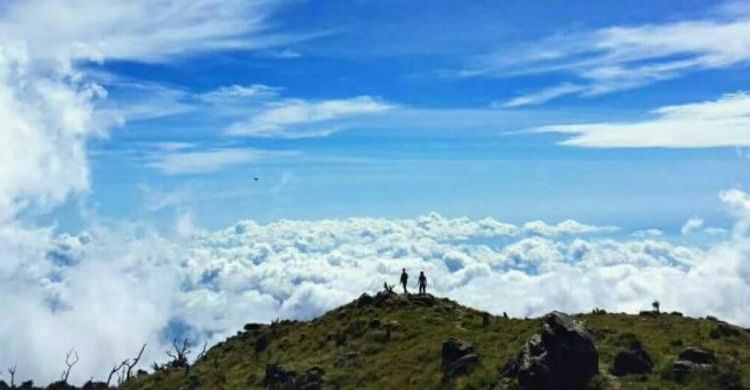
[121,293,750,389]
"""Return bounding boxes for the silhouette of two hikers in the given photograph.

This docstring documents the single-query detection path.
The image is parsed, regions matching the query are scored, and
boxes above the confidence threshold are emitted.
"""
[399,268,428,295]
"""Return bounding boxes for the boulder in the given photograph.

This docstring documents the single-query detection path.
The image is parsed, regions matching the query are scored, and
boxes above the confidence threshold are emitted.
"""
[356,293,374,307]
[671,360,713,381]
[244,322,264,332]
[671,347,717,381]
[373,290,395,306]
[503,311,598,390]
[711,322,741,338]
[441,337,479,384]
[263,364,324,389]
[263,363,297,388]
[610,341,653,376]
[678,347,716,365]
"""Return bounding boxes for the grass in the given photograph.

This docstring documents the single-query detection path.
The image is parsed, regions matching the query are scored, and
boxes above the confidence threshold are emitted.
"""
[120,294,750,389]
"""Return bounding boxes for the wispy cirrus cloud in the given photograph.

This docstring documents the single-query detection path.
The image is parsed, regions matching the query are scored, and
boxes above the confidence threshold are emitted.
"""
[534,92,750,147]
[225,96,395,138]
[199,84,282,104]
[149,147,298,175]
[1,0,298,63]
[465,8,750,105]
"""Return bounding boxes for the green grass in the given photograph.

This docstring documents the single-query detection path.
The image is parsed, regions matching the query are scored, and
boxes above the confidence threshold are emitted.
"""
[120,294,750,389]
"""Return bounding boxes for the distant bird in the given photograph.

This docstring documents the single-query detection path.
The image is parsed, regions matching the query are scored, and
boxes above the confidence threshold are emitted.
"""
[253,177,259,182]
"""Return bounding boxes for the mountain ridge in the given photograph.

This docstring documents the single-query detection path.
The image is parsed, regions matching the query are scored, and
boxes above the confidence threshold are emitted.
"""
[6,290,749,389]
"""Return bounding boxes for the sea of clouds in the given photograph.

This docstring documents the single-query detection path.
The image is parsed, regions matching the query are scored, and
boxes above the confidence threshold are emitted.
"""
[2,203,750,384]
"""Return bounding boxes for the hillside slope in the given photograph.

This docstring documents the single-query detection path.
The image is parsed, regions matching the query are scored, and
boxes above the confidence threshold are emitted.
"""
[120,291,750,389]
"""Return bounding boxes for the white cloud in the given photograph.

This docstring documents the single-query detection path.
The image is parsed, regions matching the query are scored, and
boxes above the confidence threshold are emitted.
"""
[534,92,750,147]
[0,0,294,63]
[149,148,297,175]
[499,83,586,107]
[632,229,663,238]
[469,9,750,105]
[225,96,395,138]
[0,42,104,222]
[681,217,705,235]
[523,219,619,236]
[200,84,282,104]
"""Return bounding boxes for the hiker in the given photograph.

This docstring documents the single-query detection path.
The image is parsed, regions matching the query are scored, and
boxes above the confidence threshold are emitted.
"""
[418,271,427,295]
[400,268,409,294]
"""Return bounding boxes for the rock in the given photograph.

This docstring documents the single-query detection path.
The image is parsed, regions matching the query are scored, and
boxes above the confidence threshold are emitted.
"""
[503,311,598,390]
[441,337,479,384]
[296,367,325,390]
[356,293,374,307]
[81,381,109,390]
[264,363,297,387]
[711,322,741,338]
[706,315,720,322]
[671,360,713,381]
[244,322,264,332]
[334,351,361,368]
[670,311,683,317]
[373,290,395,306]
[678,347,717,365]
[19,381,34,390]
[262,363,325,389]
[670,347,717,381]
[638,310,658,317]
[610,341,653,376]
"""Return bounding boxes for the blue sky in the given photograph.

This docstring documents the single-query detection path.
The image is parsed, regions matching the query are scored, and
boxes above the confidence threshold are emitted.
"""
[30,0,747,234]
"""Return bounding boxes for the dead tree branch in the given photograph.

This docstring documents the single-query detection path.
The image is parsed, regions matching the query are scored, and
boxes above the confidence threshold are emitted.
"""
[125,343,147,380]
[61,349,79,383]
[106,360,128,387]
[195,341,208,361]
[7,365,16,388]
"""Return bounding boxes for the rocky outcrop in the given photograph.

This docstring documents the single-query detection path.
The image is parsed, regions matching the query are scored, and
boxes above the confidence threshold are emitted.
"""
[441,337,480,386]
[263,363,324,390]
[679,347,717,365]
[610,340,653,376]
[503,311,598,390]
[671,347,717,380]
[710,321,742,338]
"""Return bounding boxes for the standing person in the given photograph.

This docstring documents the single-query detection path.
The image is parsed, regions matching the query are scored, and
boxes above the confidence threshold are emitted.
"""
[418,271,427,295]
[400,268,409,294]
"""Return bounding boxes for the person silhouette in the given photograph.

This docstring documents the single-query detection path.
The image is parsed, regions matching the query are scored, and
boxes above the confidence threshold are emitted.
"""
[400,268,409,294]
[418,271,427,295]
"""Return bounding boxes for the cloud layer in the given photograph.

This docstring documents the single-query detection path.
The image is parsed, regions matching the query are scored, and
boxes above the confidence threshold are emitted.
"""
[2,197,750,384]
